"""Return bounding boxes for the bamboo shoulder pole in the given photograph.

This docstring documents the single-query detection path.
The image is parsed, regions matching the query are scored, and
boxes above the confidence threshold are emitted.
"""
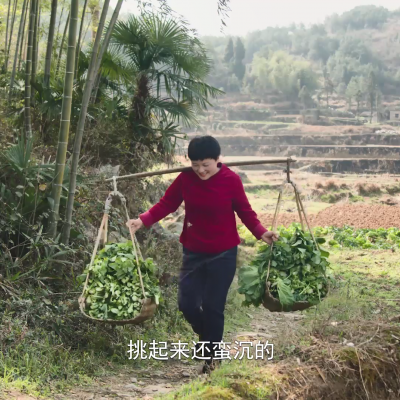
[105,157,296,182]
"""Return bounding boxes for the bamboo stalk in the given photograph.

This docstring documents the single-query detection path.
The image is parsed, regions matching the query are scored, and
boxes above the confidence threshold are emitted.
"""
[49,0,79,239]
[74,0,88,77]
[10,0,28,99]
[90,0,124,104]
[4,0,11,71]
[44,0,58,87]
[105,158,297,182]
[18,0,29,71]
[31,0,39,102]
[55,3,65,42]
[6,0,18,72]
[62,0,120,245]
[55,10,70,78]
[23,0,36,142]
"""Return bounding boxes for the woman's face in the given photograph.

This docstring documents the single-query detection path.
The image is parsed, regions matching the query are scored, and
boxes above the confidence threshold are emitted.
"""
[191,158,220,180]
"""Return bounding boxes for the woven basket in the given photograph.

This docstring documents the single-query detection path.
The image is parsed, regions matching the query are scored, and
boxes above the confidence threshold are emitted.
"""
[262,179,326,313]
[78,190,158,325]
[262,283,314,313]
[79,295,157,326]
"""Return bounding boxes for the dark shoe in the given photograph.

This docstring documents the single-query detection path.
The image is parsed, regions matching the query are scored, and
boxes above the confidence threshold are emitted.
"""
[199,358,220,375]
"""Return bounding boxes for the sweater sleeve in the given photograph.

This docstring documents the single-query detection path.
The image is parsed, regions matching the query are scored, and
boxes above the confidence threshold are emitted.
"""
[232,175,268,240]
[139,173,184,227]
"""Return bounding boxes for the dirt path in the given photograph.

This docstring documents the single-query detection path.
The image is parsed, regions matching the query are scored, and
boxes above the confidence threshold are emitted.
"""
[48,309,303,400]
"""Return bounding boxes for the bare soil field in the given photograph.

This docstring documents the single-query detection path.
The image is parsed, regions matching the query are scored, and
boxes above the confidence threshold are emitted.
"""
[240,203,400,229]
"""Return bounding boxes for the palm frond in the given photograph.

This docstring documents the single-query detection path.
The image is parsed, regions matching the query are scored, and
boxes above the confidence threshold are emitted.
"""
[4,137,33,171]
[146,96,198,127]
[100,48,136,85]
[109,11,223,136]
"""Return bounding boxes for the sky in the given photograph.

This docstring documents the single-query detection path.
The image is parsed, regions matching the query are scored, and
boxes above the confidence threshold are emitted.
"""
[110,0,400,37]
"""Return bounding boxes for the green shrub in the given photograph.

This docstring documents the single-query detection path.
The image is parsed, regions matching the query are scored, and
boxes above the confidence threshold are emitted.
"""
[237,225,257,246]
[349,195,364,202]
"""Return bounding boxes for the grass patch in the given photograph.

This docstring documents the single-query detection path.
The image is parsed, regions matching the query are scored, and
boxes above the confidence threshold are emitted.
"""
[385,184,400,195]
[329,249,400,315]
[355,182,381,196]
[243,184,271,194]
[0,243,255,397]
[162,359,280,400]
[4,234,400,399]
[349,195,364,203]
[164,247,400,399]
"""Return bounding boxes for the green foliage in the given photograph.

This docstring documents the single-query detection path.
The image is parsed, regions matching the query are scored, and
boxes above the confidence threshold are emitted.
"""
[234,38,246,63]
[314,226,400,250]
[237,224,257,246]
[232,38,246,81]
[328,5,390,32]
[224,37,234,63]
[251,51,318,97]
[203,5,400,98]
[298,85,312,108]
[222,37,246,87]
[238,228,331,310]
[82,241,161,320]
[108,13,223,158]
[320,194,337,203]
[0,136,92,283]
[349,195,364,203]
[308,36,339,63]
[346,76,363,110]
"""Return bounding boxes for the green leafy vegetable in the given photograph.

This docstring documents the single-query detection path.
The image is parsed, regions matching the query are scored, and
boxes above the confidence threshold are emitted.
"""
[275,278,295,310]
[238,228,332,310]
[314,225,400,250]
[82,241,161,320]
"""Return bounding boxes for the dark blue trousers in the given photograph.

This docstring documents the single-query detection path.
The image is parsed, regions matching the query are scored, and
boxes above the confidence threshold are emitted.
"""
[178,246,238,357]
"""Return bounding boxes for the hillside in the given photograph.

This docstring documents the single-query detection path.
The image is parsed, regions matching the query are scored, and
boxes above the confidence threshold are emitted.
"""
[201,5,400,114]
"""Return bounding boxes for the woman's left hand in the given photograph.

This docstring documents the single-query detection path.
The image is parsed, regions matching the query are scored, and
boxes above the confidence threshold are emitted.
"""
[261,231,279,245]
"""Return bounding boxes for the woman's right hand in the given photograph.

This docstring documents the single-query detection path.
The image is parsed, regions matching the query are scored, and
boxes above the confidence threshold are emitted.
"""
[126,218,143,234]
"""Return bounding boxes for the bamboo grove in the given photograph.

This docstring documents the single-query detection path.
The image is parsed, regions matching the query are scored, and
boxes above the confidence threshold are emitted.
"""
[0,0,227,275]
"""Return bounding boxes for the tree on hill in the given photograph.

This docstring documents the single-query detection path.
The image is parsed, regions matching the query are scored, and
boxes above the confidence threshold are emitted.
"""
[365,70,378,123]
[328,5,390,32]
[298,85,312,109]
[322,67,335,107]
[232,37,245,81]
[251,51,318,99]
[346,76,360,111]
[308,36,339,64]
[224,37,234,63]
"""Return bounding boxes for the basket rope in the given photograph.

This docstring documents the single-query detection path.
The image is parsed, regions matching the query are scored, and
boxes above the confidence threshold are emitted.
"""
[265,176,319,288]
[78,176,149,320]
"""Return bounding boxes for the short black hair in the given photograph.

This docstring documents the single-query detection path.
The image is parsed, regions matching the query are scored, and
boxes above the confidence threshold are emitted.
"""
[187,135,221,161]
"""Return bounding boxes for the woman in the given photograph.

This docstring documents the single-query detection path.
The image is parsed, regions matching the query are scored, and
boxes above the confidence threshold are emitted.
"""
[127,135,279,374]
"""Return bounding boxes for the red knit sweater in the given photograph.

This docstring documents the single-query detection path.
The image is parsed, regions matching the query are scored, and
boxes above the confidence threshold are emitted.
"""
[139,164,268,254]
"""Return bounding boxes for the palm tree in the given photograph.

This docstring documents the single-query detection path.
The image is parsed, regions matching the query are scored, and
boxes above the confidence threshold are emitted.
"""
[108,14,223,152]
